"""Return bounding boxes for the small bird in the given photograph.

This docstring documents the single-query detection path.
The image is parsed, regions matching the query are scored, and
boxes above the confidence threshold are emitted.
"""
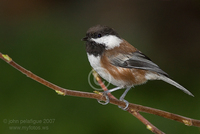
[82,25,194,109]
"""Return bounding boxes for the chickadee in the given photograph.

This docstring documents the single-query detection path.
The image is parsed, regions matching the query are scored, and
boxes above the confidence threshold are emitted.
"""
[82,25,194,109]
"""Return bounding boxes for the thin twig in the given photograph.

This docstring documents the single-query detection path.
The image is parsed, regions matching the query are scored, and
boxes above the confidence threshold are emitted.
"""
[93,70,165,134]
[1,53,200,133]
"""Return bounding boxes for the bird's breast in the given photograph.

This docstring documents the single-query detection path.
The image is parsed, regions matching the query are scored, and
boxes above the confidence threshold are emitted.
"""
[87,53,148,87]
[87,53,118,85]
[100,53,148,87]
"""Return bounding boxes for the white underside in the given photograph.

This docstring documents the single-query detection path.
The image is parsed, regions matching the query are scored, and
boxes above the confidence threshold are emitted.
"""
[145,72,160,80]
[87,53,127,87]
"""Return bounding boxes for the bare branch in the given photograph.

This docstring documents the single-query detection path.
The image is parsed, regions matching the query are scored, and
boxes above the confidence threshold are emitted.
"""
[93,70,165,134]
[1,52,200,134]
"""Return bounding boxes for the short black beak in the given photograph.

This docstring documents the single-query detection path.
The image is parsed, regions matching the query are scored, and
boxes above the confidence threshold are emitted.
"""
[81,37,88,41]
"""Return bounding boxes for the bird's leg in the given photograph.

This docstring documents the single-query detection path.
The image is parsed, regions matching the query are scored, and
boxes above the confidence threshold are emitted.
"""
[97,86,122,105]
[118,87,132,110]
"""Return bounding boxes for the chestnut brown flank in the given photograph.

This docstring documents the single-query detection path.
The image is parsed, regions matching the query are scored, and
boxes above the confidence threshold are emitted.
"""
[101,40,147,86]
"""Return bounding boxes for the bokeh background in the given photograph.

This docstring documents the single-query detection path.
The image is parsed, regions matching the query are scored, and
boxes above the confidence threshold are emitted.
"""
[1,0,200,134]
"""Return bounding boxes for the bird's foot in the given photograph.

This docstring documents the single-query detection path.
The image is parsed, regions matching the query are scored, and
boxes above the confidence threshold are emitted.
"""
[97,91,110,105]
[118,99,129,111]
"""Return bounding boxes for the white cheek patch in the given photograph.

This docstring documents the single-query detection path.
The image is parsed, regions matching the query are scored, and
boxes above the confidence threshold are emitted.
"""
[91,35,123,50]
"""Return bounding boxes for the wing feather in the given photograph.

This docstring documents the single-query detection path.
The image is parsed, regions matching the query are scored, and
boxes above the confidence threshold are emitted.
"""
[109,51,169,77]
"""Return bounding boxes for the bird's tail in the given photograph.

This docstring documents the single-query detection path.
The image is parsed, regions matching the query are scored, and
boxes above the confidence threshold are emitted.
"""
[158,75,194,97]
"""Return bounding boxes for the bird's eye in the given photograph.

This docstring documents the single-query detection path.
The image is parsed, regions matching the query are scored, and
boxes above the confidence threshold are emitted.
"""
[97,34,102,38]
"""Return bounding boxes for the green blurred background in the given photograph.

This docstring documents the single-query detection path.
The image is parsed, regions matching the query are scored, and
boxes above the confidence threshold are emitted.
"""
[1,0,200,134]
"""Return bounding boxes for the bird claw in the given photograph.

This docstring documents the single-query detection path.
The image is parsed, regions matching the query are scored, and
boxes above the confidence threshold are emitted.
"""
[97,92,110,105]
[118,99,129,111]
[97,88,130,111]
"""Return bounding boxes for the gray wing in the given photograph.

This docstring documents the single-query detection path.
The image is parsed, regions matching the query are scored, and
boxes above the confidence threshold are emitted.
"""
[109,51,169,77]
[108,51,194,97]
